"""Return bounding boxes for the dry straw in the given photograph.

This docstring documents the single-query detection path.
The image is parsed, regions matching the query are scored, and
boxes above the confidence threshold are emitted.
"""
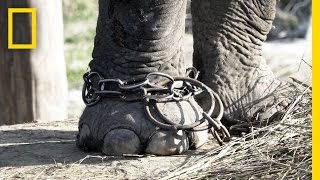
[161,82,312,179]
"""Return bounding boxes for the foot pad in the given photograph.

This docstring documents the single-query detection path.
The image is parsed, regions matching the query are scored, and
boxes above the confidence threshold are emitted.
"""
[103,129,143,155]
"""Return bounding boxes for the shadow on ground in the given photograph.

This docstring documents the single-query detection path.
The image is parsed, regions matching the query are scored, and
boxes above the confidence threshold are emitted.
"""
[0,121,213,169]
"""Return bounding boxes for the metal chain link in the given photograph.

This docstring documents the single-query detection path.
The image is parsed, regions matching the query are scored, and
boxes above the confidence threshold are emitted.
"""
[82,68,230,145]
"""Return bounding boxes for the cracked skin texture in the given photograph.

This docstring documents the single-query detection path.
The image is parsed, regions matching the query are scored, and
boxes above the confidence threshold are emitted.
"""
[192,0,293,124]
[77,0,294,155]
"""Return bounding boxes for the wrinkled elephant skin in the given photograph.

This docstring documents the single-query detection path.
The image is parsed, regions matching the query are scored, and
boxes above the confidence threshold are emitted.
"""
[77,0,294,155]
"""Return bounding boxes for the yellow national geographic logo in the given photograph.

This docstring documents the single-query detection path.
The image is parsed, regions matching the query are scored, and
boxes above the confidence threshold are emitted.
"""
[8,8,37,49]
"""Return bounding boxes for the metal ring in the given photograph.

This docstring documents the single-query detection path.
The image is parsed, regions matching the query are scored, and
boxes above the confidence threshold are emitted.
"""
[147,76,230,145]
[144,98,178,131]
[122,87,148,102]
[146,93,175,102]
[221,125,231,141]
[173,77,216,116]
[98,78,124,90]
[211,125,230,146]
[84,72,103,83]
[84,71,105,91]
[147,77,217,131]
[203,112,221,131]
[146,72,174,82]
[210,89,224,123]
[186,67,200,79]
[146,72,175,91]
[171,91,193,101]
[154,102,206,130]
[120,79,150,90]
[81,71,230,145]
[145,81,179,102]
[82,83,101,106]
[212,128,223,146]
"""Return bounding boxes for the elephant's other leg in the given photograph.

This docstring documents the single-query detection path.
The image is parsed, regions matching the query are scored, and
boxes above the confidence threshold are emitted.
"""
[191,0,295,127]
[77,0,208,155]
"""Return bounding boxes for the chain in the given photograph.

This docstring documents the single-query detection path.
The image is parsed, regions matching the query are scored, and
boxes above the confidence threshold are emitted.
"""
[82,68,230,145]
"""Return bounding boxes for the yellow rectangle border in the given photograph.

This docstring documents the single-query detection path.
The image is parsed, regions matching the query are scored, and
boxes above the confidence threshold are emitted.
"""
[8,8,37,49]
[313,0,318,178]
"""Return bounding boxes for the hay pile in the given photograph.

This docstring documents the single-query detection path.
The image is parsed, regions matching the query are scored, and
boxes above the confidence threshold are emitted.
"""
[161,85,312,179]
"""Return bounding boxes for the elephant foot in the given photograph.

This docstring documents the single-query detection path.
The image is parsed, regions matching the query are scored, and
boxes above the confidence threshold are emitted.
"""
[204,64,297,130]
[190,0,299,131]
[77,99,208,156]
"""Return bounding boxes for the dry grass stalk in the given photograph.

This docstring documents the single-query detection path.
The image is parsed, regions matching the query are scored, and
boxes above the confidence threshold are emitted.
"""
[162,83,312,180]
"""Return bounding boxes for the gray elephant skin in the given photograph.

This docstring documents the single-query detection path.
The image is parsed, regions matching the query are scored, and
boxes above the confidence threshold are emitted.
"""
[77,0,294,156]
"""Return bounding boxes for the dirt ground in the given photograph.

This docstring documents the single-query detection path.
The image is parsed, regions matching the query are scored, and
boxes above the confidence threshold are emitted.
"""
[0,119,222,179]
[0,35,312,179]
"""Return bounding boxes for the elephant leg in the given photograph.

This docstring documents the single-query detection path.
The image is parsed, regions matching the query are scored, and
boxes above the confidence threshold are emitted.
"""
[191,0,296,127]
[77,0,208,155]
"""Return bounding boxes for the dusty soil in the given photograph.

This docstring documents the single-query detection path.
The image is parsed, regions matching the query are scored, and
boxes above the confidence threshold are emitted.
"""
[0,35,311,179]
[0,119,222,179]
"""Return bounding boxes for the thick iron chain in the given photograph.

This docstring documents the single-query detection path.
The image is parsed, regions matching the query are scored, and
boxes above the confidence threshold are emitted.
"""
[82,68,230,145]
